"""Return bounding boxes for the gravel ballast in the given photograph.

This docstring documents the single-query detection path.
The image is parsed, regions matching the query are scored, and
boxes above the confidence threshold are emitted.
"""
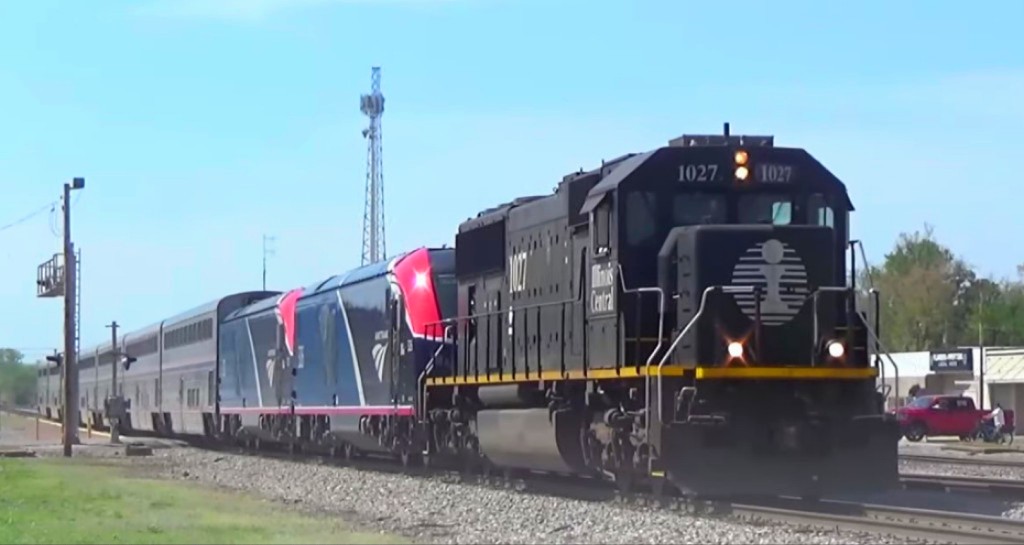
[35,443,935,544]
[900,459,1024,481]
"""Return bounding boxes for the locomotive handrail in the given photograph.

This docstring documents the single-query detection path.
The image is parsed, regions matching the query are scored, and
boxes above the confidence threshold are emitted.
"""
[870,288,885,395]
[615,263,666,371]
[418,325,454,426]
[859,306,901,408]
[806,285,898,404]
[648,285,754,442]
[808,285,855,367]
[614,264,667,444]
[854,240,876,289]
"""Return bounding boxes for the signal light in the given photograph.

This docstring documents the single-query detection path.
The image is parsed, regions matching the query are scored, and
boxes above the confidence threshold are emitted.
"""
[734,149,750,181]
[737,148,753,181]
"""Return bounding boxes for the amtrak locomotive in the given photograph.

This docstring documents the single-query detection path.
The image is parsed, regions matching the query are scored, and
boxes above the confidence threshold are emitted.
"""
[38,127,900,498]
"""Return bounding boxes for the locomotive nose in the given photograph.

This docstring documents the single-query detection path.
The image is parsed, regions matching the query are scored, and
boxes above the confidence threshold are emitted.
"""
[658,224,838,367]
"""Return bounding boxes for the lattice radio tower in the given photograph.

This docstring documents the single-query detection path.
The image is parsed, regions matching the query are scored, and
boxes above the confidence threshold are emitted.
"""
[360,67,385,265]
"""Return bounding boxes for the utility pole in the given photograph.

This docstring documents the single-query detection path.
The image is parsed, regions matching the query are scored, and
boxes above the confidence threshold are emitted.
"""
[37,177,84,457]
[979,296,986,409]
[262,234,275,291]
[106,321,122,444]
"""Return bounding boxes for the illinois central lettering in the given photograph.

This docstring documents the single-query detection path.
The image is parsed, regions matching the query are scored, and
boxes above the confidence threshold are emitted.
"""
[591,263,615,288]
[590,262,616,315]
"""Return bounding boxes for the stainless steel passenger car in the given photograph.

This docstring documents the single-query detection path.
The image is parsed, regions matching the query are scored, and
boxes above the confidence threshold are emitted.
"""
[57,291,276,436]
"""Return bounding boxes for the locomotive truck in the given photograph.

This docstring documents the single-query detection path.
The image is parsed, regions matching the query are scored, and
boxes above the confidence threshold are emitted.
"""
[38,126,901,499]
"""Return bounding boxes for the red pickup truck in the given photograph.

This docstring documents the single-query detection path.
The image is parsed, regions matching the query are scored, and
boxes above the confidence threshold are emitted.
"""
[894,394,1015,442]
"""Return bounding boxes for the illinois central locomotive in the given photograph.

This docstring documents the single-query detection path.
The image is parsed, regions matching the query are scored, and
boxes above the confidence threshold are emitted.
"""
[39,126,900,499]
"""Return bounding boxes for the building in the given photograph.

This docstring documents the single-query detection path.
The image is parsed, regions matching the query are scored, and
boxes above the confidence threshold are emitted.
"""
[876,347,1020,412]
[980,348,1024,422]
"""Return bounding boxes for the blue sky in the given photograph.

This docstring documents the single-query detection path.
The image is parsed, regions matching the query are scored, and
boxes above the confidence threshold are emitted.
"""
[1,0,1021,360]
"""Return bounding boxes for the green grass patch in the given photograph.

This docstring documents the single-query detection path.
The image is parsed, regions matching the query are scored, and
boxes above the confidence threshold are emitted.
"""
[0,457,406,544]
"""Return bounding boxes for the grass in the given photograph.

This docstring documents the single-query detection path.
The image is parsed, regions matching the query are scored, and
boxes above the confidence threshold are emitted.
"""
[0,457,406,544]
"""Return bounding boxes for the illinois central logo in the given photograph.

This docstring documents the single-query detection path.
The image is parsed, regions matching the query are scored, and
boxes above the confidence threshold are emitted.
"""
[729,239,809,326]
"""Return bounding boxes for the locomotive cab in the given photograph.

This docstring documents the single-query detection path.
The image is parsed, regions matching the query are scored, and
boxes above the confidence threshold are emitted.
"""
[581,133,858,371]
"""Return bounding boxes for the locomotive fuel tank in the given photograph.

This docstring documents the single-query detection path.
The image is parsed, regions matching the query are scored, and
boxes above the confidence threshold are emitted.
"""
[474,408,588,474]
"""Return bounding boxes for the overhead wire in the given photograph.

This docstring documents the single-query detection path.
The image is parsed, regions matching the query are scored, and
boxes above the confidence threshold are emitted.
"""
[0,186,80,239]
[0,201,58,235]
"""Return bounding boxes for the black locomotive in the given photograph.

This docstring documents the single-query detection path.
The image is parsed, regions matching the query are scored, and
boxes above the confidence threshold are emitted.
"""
[424,126,899,497]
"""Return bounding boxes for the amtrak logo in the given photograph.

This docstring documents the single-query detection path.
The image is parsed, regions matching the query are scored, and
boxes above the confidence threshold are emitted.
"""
[265,355,277,390]
[372,330,389,382]
[729,239,810,326]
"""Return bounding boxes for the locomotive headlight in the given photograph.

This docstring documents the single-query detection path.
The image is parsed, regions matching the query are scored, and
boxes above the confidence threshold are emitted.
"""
[727,341,744,359]
[734,150,749,165]
[827,340,845,359]
[735,165,750,181]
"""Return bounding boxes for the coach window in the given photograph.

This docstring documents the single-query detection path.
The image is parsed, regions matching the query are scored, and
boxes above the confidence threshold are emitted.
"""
[625,191,658,246]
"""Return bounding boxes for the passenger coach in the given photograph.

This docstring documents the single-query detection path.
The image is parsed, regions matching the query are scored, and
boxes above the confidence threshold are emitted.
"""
[59,291,276,435]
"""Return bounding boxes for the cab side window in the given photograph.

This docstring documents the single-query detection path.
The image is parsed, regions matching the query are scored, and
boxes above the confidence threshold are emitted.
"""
[809,193,834,228]
[592,198,611,256]
[625,191,658,246]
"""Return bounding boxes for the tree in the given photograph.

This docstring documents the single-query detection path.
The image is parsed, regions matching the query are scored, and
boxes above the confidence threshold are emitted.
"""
[0,348,39,407]
[863,224,1024,352]
[966,271,1024,346]
[865,225,973,351]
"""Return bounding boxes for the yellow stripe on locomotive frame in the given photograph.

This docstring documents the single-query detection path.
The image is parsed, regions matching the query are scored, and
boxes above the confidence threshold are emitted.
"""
[425,365,877,386]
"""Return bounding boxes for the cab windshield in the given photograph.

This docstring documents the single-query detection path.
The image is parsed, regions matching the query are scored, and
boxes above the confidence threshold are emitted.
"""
[738,193,792,225]
[623,189,840,248]
[673,192,726,225]
[432,273,458,319]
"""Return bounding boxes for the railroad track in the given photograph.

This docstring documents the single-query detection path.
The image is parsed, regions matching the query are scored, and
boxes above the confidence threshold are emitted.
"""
[167,434,1024,544]
[902,453,1024,469]
[900,472,1024,499]
[728,499,1024,545]
[11,408,1024,544]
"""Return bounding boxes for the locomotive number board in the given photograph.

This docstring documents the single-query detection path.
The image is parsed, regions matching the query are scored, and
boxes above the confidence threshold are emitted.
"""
[677,162,797,184]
